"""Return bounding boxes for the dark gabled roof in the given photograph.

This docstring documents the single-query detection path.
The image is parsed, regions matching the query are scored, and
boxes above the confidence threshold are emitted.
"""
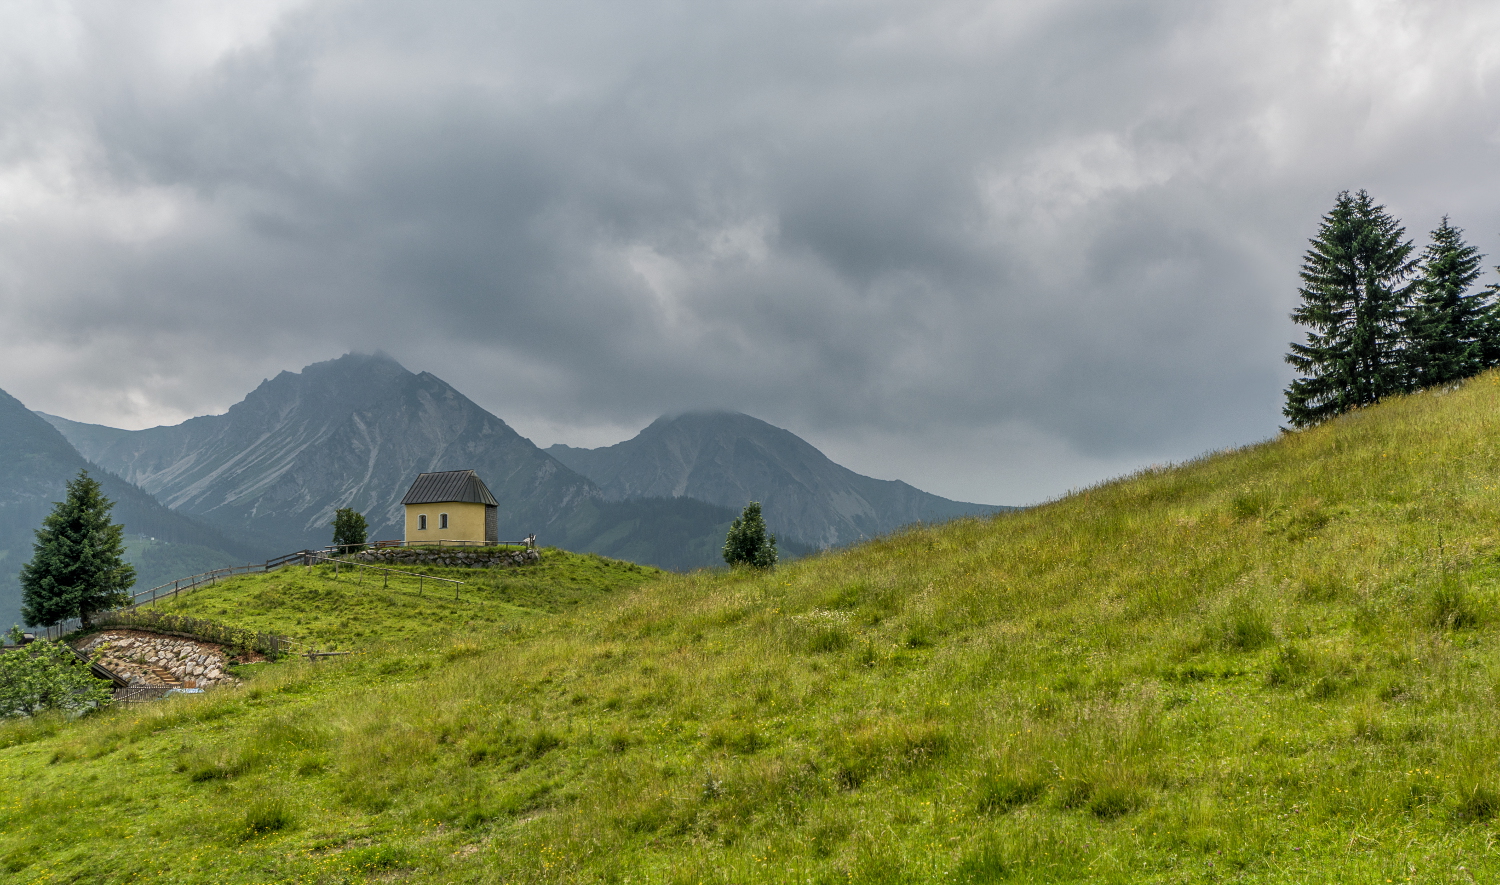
[400,470,499,506]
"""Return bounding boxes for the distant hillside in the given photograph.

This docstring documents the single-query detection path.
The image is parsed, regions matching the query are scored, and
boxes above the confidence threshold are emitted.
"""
[0,386,260,628]
[43,353,601,553]
[548,410,1012,548]
[552,496,814,572]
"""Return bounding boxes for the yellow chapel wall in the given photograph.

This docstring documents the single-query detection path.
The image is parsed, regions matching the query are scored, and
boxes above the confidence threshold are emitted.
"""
[404,501,489,544]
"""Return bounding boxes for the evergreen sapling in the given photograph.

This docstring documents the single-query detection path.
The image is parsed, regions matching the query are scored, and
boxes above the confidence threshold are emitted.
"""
[723,502,778,569]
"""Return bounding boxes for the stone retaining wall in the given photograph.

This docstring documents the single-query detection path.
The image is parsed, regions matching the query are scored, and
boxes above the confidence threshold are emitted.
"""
[74,630,240,689]
[354,547,541,568]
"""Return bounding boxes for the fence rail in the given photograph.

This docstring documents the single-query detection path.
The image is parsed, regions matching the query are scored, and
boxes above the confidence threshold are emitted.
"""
[36,550,313,640]
[114,686,173,704]
[309,553,466,600]
[363,534,536,552]
[35,535,531,641]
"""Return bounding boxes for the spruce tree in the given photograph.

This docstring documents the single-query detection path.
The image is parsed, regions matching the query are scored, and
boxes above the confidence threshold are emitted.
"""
[723,502,778,569]
[1480,276,1500,370]
[19,470,135,628]
[1403,217,1489,389]
[1284,190,1416,427]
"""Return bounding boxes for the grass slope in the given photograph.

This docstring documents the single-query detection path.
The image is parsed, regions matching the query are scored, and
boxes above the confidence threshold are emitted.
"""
[10,376,1500,882]
[151,548,661,647]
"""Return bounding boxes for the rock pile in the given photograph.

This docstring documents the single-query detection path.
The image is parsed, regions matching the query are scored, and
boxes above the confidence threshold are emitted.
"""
[355,547,541,568]
[74,630,239,689]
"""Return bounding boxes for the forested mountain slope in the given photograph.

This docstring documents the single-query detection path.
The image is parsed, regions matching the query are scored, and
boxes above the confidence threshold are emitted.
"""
[0,387,257,628]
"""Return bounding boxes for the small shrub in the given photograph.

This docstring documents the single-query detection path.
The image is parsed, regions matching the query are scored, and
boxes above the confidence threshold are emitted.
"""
[1348,703,1385,742]
[827,722,948,790]
[787,611,852,653]
[176,746,241,782]
[1268,500,1333,541]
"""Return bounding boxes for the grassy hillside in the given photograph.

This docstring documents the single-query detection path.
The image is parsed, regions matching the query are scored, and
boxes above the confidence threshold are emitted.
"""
[9,375,1500,882]
[154,548,663,646]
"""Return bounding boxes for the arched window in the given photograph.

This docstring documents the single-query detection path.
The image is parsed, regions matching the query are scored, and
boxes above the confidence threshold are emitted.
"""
[418,514,428,530]
[440,513,449,530]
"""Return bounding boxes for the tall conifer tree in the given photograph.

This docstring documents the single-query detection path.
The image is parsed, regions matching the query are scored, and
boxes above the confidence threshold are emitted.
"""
[1403,217,1488,389]
[1284,190,1416,427]
[1480,273,1500,370]
[19,470,135,627]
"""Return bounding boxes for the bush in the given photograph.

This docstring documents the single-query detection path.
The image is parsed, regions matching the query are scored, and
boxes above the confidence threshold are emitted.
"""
[331,508,368,552]
[0,630,113,718]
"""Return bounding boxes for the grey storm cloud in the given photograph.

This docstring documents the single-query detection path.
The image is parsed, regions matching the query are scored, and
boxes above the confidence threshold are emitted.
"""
[3,0,1500,504]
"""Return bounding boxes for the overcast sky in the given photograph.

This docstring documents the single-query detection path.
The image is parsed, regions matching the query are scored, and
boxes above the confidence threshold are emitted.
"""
[3,1,1499,506]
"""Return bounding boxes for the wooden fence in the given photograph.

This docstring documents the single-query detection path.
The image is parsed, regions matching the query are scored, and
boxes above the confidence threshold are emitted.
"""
[37,546,475,640]
[37,550,311,641]
[306,552,466,600]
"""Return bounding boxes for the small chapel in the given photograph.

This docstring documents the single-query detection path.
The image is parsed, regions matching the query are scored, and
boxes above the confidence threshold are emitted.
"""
[400,469,499,545]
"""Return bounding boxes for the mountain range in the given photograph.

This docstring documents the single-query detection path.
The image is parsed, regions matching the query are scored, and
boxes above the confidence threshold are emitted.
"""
[43,354,595,553]
[548,411,1008,548]
[2,352,1008,626]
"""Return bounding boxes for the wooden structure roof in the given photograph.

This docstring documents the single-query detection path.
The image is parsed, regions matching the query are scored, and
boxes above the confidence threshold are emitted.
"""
[400,470,499,507]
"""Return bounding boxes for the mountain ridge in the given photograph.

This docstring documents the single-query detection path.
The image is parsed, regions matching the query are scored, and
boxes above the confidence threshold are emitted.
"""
[44,353,600,552]
[548,410,1011,548]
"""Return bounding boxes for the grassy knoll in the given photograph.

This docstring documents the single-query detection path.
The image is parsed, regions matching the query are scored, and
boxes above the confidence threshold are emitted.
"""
[12,377,1500,881]
[148,548,661,647]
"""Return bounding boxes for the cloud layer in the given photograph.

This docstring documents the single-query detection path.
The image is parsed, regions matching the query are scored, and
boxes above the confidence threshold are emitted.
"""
[4,0,1499,504]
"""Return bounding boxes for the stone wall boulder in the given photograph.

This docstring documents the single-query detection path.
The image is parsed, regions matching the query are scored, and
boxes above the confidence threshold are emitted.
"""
[353,547,541,568]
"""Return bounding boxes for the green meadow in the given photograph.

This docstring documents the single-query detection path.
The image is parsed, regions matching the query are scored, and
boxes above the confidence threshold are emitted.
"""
[8,374,1500,882]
